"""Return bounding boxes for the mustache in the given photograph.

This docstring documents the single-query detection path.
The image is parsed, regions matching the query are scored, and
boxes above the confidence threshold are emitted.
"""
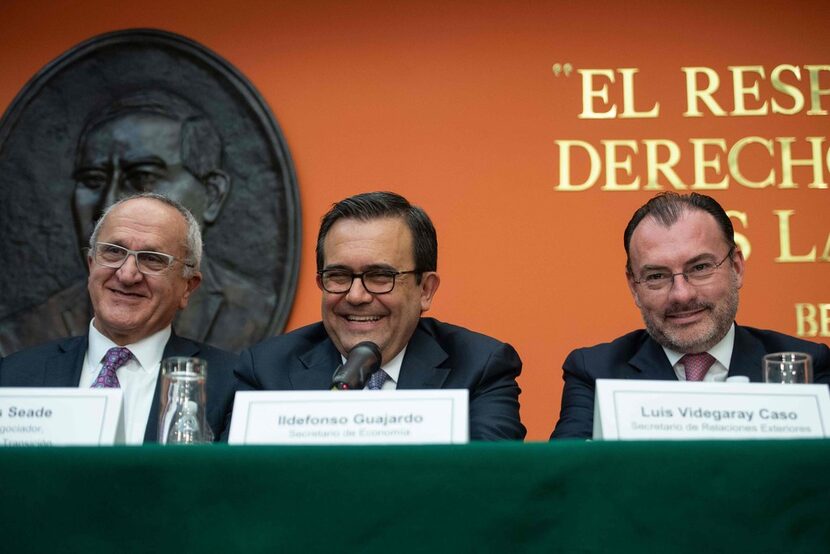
[664,301,712,316]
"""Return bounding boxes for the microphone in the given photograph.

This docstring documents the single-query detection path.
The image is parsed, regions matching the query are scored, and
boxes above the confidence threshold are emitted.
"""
[330,341,382,390]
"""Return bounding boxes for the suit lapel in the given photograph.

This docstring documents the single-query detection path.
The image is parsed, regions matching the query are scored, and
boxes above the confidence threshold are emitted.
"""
[143,334,201,442]
[397,325,450,389]
[42,336,88,386]
[727,324,765,382]
[291,339,342,389]
[286,324,452,391]
[628,335,677,380]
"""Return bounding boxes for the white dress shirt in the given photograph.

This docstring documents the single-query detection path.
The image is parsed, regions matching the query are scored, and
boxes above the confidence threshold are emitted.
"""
[662,323,735,382]
[79,321,171,444]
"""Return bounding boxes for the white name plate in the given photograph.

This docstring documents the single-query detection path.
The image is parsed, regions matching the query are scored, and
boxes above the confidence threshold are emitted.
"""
[228,390,469,445]
[0,388,123,446]
[593,379,830,440]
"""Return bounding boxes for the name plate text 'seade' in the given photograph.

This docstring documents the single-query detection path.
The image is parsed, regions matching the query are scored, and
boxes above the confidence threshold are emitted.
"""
[0,388,123,446]
[229,390,469,445]
[593,379,830,440]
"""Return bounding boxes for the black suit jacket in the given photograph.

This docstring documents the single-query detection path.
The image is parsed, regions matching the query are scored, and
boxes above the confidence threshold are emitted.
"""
[0,333,237,442]
[232,317,526,440]
[551,324,830,439]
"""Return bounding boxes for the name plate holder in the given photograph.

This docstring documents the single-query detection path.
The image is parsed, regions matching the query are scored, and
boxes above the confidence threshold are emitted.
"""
[228,390,469,445]
[0,388,124,446]
[593,379,830,440]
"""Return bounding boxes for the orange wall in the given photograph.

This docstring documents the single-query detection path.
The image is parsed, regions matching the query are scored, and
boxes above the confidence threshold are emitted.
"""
[1,0,828,439]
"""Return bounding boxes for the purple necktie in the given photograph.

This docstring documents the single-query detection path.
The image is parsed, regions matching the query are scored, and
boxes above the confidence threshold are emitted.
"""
[681,352,716,382]
[91,347,133,388]
[365,369,389,390]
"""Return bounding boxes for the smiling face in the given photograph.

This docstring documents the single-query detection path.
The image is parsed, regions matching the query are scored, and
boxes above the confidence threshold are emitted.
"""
[626,209,744,353]
[318,217,440,364]
[87,197,202,345]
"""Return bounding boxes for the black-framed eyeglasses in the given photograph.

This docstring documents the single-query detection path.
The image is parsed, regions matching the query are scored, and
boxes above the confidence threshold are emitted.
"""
[632,248,734,291]
[317,269,420,294]
[90,242,193,276]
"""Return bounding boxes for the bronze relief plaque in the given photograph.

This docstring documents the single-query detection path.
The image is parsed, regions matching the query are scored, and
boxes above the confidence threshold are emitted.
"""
[0,28,301,354]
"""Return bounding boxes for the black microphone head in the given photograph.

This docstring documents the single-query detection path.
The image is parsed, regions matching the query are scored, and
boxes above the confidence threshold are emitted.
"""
[351,341,382,368]
[330,341,382,390]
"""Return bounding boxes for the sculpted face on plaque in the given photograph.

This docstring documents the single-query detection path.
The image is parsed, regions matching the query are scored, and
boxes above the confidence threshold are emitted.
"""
[72,92,230,254]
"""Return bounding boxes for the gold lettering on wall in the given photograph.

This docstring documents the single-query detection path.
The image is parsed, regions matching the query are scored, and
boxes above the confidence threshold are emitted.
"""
[795,303,830,337]
[578,68,659,119]
[556,64,830,190]
[618,68,660,118]
[730,65,768,116]
[643,140,684,190]
[681,64,830,117]
[554,136,830,190]
[726,210,751,260]
[728,137,775,189]
[777,137,828,189]
[770,65,805,115]
[774,209,826,262]
[805,65,830,115]
[682,67,726,117]
[578,69,617,119]
[601,140,639,190]
[554,140,600,191]
[690,139,728,189]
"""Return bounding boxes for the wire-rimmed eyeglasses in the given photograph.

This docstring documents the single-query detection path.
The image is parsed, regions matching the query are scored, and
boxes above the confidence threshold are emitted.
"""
[90,242,193,276]
[631,249,734,291]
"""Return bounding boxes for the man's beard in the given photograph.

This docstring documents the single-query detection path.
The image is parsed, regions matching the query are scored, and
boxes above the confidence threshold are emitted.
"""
[641,281,740,354]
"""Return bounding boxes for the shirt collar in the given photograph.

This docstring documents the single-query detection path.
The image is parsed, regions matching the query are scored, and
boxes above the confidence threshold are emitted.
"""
[380,346,406,383]
[662,322,735,369]
[88,319,172,372]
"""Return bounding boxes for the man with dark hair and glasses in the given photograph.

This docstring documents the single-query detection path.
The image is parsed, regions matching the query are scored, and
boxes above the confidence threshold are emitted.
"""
[232,191,525,440]
[0,193,237,443]
[551,192,830,439]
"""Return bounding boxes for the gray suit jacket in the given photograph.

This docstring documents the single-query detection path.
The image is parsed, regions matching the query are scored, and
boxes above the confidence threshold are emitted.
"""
[0,333,238,442]
[551,324,830,439]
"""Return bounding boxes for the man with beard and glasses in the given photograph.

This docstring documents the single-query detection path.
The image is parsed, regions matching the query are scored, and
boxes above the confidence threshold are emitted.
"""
[551,192,830,439]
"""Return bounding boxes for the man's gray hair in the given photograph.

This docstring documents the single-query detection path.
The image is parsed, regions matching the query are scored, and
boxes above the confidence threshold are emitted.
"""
[88,192,202,278]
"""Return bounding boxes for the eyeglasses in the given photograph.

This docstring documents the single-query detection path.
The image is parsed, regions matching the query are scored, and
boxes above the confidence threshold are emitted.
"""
[90,242,193,275]
[631,249,734,291]
[318,269,420,294]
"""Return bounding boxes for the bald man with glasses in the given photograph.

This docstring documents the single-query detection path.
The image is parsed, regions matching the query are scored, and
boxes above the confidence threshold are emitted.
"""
[0,193,237,443]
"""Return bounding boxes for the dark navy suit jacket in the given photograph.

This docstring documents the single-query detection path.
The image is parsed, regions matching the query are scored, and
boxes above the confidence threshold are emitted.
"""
[232,317,526,440]
[0,333,238,442]
[551,324,830,439]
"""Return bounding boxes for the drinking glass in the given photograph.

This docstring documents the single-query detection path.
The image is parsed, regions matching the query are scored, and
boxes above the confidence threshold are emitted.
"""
[158,357,213,444]
[763,352,813,384]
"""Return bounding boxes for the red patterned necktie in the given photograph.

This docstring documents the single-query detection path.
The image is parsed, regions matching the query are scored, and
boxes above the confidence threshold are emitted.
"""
[365,369,389,390]
[681,352,716,382]
[91,347,133,388]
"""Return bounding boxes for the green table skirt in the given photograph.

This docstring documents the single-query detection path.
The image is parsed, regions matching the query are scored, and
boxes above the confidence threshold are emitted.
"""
[1,440,827,553]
